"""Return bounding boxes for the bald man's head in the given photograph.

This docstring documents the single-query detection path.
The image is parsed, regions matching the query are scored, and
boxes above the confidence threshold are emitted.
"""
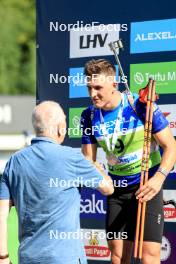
[32,101,66,143]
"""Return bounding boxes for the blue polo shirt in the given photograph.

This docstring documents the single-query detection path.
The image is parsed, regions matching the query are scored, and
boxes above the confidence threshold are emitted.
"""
[0,137,103,264]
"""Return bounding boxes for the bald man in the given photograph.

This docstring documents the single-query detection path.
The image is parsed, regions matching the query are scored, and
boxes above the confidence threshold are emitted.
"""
[0,101,114,264]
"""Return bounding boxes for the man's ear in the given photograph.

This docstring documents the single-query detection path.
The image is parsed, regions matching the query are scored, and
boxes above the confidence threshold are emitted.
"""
[57,123,66,138]
[57,124,61,137]
[113,82,118,88]
[112,82,118,94]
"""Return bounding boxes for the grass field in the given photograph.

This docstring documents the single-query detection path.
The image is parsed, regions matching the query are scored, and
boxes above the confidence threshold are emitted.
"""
[8,207,18,264]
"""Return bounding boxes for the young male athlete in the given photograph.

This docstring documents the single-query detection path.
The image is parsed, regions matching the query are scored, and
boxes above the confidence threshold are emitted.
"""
[80,59,176,264]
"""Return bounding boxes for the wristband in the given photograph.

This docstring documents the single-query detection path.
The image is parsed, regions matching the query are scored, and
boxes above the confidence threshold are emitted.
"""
[157,167,169,178]
[0,254,9,259]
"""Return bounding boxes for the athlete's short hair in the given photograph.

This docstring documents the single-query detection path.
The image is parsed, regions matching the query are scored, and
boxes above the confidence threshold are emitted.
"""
[84,59,116,77]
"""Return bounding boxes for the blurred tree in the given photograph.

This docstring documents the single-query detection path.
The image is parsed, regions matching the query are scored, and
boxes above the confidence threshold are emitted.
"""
[0,0,35,94]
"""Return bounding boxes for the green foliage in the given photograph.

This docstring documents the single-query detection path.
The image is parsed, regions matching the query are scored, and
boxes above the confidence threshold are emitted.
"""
[0,0,36,94]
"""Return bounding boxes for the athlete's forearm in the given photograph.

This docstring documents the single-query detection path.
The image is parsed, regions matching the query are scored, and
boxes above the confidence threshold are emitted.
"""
[81,143,97,162]
[158,144,176,176]
[153,127,176,177]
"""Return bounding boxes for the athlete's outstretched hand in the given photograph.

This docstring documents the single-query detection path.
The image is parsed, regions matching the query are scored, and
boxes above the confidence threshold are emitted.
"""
[135,172,165,202]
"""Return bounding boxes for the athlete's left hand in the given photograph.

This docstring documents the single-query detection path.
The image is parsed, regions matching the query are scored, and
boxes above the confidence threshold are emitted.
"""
[135,172,165,202]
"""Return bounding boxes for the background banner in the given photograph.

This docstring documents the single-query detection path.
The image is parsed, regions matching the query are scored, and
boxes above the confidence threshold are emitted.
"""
[36,0,176,263]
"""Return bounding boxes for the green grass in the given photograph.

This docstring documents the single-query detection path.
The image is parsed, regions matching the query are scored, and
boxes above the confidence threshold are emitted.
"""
[8,207,18,264]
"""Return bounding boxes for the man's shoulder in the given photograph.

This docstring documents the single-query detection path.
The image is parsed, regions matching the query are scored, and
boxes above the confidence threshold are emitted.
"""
[58,146,87,166]
[59,145,83,158]
[8,146,32,163]
[81,105,94,116]
[3,147,30,171]
[60,145,78,153]
[80,105,96,126]
[121,92,139,113]
[11,145,84,166]
[123,92,139,105]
